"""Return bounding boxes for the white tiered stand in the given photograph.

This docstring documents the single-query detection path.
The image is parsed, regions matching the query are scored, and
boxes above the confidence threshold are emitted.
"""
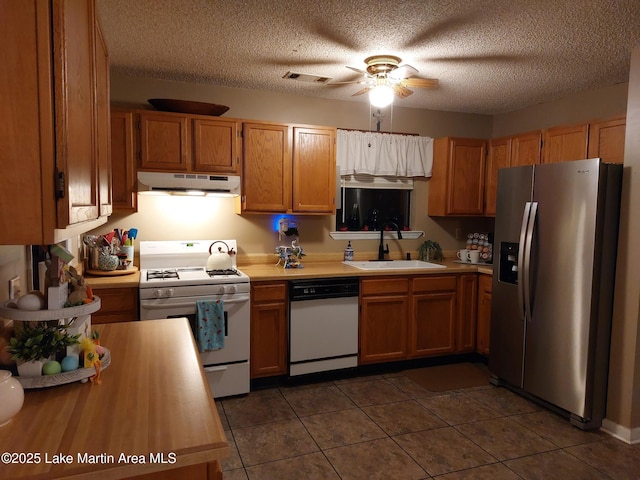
[0,297,111,388]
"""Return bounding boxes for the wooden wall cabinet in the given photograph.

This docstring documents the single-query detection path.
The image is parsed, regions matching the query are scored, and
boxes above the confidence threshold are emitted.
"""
[95,19,112,218]
[292,127,336,213]
[542,123,589,163]
[241,122,291,213]
[485,132,541,215]
[428,137,487,216]
[476,274,492,356]
[250,281,288,378]
[587,115,626,164]
[90,287,139,324]
[138,111,241,175]
[1,0,109,244]
[240,122,336,214]
[110,111,137,212]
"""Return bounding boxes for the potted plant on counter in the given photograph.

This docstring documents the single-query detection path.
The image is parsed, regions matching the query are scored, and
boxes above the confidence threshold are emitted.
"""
[7,322,80,377]
[418,239,444,262]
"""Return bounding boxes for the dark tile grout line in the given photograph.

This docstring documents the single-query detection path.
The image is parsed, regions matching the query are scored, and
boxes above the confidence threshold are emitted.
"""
[219,374,619,479]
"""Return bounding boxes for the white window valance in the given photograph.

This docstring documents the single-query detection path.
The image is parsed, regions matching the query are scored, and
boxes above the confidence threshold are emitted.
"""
[336,129,434,178]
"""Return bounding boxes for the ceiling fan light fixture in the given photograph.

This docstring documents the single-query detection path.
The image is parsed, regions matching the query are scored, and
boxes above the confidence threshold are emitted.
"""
[369,84,394,108]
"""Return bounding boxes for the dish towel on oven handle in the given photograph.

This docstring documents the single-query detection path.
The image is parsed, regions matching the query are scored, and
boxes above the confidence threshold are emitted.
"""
[196,299,225,352]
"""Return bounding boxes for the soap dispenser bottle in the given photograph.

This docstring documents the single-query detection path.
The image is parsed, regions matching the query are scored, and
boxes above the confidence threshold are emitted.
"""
[344,241,354,261]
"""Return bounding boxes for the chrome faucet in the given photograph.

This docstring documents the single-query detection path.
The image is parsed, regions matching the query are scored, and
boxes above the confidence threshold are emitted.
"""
[376,222,403,261]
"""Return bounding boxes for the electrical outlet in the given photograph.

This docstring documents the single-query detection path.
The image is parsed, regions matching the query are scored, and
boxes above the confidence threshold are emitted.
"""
[9,276,21,299]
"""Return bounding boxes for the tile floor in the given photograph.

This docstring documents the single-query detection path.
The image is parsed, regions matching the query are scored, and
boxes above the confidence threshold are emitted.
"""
[216,372,640,479]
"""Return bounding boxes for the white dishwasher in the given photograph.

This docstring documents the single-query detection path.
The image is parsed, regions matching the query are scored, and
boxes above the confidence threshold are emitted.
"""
[289,278,359,376]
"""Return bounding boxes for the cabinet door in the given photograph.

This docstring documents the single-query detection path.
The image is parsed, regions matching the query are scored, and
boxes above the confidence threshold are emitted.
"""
[511,131,541,167]
[110,111,137,212]
[456,274,477,353]
[250,302,287,377]
[0,0,56,244]
[139,112,190,171]
[484,137,511,216]
[292,127,336,213]
[411,292,457,356]
[250,282,288,378]
[193,118,240,174]
[90,287,139,324]
[429,137,487,216]
[542,124,588,163]
[476,275,492,356]
[410,276,458,357]
[54,0,100,226]
[242,123,291,212]
[359,295,409,364]
[587,116,626,164]
[95,19,112,217]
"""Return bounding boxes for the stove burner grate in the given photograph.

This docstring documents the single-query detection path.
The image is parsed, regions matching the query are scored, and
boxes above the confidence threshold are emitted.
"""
[206,268,241,277]
[146,269,179,280]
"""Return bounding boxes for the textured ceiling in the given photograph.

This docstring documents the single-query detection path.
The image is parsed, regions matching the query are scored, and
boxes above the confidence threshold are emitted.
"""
[96,0,640,115]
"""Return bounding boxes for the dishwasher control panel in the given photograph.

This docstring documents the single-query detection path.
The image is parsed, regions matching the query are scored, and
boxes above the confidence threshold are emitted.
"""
[289,278,359,301]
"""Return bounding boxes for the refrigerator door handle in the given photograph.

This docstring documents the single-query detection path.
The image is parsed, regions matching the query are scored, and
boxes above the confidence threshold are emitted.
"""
[517,202,532,320]
[523,202,538,322]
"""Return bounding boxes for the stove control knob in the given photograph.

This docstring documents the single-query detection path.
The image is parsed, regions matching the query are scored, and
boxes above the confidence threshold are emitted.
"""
[154,289,162,298]
[226,285,236,294]
[217,286,225,295]
[167,288,174,297]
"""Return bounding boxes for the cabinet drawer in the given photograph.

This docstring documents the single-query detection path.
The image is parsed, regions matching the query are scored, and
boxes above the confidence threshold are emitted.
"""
[361,277,409,296]
[412,276,457,293]
[252,282,287,303]
[92,287,139,323]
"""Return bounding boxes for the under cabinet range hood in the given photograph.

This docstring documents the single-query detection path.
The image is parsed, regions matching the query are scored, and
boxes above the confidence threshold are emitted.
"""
[137,171,241,197]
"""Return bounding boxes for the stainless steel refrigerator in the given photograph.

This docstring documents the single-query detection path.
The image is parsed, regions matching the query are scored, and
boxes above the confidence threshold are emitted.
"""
[489,158,622,429]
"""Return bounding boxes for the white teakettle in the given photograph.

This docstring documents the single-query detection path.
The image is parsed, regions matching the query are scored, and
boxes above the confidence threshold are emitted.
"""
[207,241,235,271]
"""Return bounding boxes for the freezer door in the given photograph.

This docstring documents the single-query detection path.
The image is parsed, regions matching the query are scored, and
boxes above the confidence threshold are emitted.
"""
[523,158,602,418]
[489,165,533,387]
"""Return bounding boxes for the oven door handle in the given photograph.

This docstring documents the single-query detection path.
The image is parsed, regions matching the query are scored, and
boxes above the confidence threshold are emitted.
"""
[203,365,228,373]
[140,296,249,310]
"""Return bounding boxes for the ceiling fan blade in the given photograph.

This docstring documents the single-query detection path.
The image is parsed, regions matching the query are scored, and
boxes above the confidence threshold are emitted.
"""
[327,80,366,86]
[389,64,418,80]
[401,77,439,88]
[346,65,369,76]
[352,86,373,97]
[392,84,414,99]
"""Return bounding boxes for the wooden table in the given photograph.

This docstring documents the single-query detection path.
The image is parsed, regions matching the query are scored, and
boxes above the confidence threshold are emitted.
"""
[0,319,229,479]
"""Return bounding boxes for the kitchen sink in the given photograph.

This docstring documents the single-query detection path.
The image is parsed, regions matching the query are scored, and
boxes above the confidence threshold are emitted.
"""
[343,260,447,270]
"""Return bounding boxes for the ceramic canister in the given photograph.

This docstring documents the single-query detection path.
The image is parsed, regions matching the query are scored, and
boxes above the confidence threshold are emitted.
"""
[0,370,24,427]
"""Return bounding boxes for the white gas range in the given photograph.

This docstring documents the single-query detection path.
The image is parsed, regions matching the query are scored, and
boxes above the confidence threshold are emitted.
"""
[139,240,250,398]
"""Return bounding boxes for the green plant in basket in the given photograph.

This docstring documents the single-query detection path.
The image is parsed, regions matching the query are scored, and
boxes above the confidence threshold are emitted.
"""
[418,240,444,262]
[7,322,80,363]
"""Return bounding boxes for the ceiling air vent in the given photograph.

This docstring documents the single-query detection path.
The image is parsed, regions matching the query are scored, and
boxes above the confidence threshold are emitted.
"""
[283,71,332,84]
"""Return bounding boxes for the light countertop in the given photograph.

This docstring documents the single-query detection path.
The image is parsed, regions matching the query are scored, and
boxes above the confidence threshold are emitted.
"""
[0,318,228,479]
[81,258,492,288]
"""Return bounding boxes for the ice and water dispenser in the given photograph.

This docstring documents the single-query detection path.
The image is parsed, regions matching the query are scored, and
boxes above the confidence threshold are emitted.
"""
[499,242,519,285]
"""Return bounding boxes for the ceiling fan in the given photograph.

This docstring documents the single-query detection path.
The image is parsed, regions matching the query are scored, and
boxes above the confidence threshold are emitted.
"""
[329,55,439,107]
